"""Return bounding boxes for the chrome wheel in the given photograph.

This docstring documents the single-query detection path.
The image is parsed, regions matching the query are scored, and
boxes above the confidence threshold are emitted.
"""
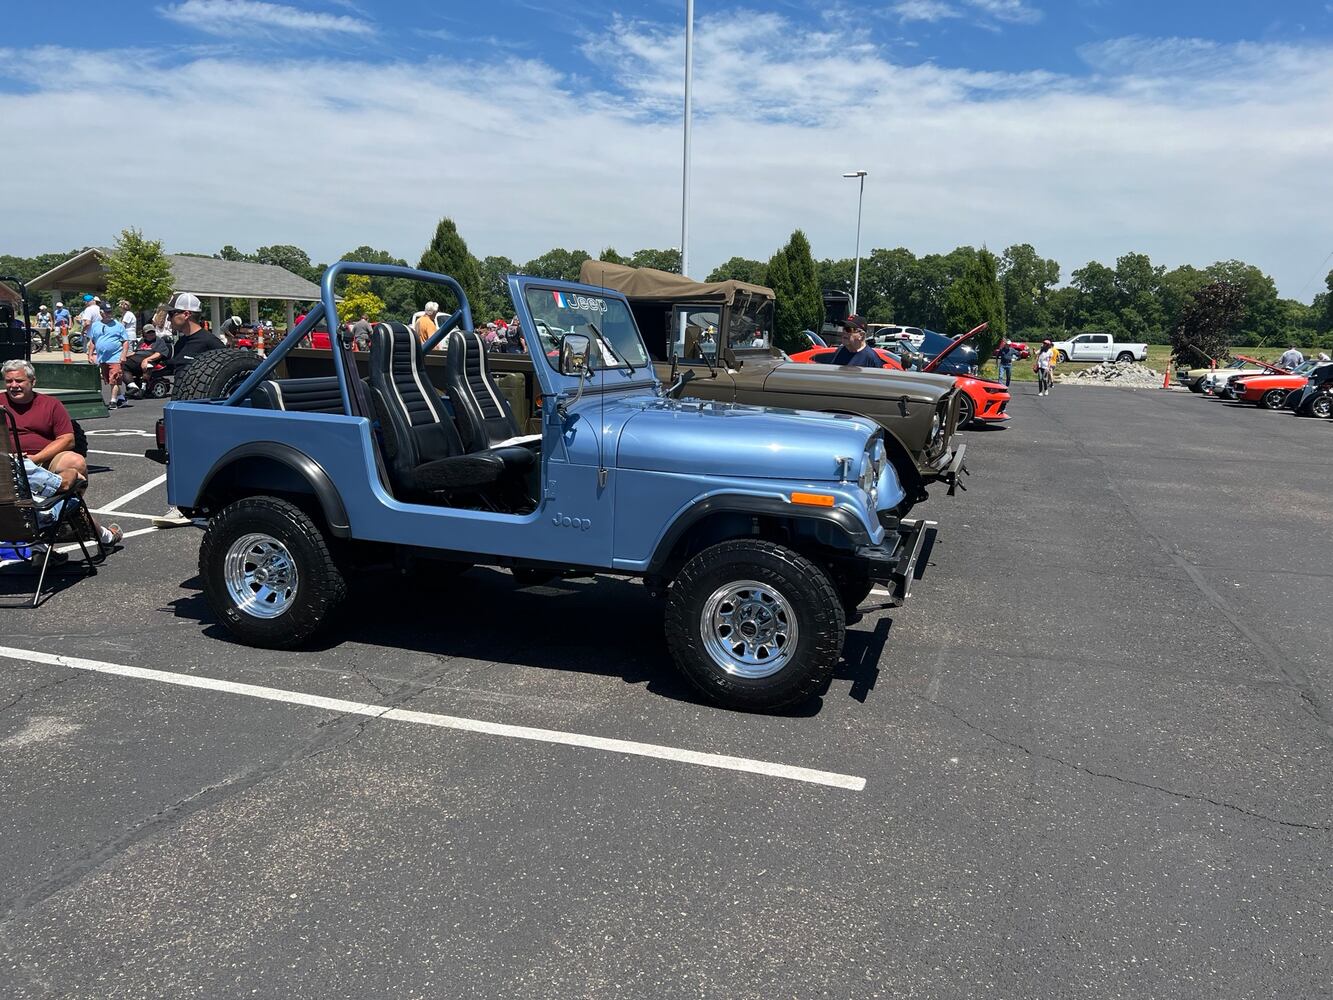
[224,532,299,619]
[700,580,798,679]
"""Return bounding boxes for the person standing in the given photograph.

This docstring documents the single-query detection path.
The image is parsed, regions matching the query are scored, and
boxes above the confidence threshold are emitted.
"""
[415,301,439,344]
[119,299,137,342]
[1035,339,1056,396]
[1277,344,1304,369]
[995,340,1019,387]
[77,295,101,334]
[86,300,133,408]
[830,315,886,368]
[35,305,52,349]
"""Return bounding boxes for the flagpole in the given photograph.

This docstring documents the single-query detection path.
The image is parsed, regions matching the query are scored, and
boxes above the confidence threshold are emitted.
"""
[680,0,694,277]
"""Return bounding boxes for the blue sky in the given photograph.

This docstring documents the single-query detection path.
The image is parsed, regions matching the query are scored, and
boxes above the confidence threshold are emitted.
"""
[3,1,1333,298]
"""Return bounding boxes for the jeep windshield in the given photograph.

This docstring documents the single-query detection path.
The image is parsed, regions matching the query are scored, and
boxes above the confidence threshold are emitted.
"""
[728,290,774,352]
[523,288,650,372]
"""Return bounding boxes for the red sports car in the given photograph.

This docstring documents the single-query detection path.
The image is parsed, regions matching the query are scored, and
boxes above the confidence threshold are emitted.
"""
[790,325,1010,426]
[787,346,905,370]
[1233,361,1319,408]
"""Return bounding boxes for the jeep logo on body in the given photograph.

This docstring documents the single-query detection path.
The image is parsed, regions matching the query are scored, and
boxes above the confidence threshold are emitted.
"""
[552,512,592,531]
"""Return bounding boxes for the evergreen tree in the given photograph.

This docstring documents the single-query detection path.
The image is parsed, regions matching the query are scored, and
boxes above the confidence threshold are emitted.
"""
[943,248,1006,361]
[104,228,174,314]
[783,230,825,335]
[765,247,799,351]
[416,218,483,322]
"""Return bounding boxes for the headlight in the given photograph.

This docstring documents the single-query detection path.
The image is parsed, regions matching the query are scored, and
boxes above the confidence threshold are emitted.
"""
[930,411,942,441]
[859,438,887,503]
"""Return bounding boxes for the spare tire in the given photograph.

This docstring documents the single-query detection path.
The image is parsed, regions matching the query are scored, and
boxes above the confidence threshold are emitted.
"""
[172,348,261,402]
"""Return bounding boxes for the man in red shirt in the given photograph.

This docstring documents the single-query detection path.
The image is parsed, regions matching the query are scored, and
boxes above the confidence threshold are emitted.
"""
[1,359,86,478]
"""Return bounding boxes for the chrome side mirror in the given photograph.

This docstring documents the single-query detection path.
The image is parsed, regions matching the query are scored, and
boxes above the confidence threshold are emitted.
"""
[559,333,591,376]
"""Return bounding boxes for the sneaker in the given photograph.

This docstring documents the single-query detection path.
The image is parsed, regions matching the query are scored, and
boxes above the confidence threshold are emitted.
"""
[152,507,192,528]
[100,523,123,546]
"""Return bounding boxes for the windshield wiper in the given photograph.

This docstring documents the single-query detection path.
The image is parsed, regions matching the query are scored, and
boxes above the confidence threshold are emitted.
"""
[587,321,637,375]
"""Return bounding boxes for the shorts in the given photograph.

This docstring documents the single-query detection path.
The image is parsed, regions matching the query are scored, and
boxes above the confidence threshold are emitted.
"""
[99,362,124,386]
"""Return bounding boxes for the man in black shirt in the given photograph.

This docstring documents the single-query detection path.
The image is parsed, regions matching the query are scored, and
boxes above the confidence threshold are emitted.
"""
[830,314,885,368]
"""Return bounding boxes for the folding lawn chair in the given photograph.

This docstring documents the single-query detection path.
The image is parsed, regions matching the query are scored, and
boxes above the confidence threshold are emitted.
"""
[0,406,107,607]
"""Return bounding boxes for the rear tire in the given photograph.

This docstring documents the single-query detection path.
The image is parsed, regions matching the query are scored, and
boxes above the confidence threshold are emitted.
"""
[172,348,261,402]
[665,539,844,711]
[200,496,346,648]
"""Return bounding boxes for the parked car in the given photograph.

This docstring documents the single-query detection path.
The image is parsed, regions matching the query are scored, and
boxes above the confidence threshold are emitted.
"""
[1177,356,1253,392]
[867,324,925,349]
[577,261,968,511]
[1202,355,1286,397]
[1232,361,1320,408]
[787,345,904,369]
[157,263,935,712]
[1288,362,1333,417]
[1050,333,1148,364]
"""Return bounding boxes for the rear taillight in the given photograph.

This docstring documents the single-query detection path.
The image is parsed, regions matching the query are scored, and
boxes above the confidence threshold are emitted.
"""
[155,418,166,450]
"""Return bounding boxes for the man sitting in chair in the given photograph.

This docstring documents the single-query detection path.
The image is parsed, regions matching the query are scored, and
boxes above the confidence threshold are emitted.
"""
[1,359,86,478]
[20,456,123,553]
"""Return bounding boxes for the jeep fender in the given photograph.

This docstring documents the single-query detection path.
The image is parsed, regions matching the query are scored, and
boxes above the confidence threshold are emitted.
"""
[646,494,873,576]
[194,442,350,537]
[825,410,924,494]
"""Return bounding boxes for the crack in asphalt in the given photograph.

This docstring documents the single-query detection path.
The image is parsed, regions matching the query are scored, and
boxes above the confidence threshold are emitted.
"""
[1042,395,1333,743]
[0,672,87,718]
[918,695,1333,833]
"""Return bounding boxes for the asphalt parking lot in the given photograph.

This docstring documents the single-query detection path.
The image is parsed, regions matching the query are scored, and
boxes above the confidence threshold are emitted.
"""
[2,385,1330,999]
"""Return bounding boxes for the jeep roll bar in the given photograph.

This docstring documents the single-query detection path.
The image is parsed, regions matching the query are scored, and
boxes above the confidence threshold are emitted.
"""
[223,262,475,414]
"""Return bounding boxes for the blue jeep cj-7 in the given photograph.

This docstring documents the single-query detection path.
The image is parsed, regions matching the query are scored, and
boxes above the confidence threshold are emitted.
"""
[158,263,934,710]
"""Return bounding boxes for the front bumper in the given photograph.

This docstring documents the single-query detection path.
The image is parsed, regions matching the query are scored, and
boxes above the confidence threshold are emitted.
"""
[856,517,937,605]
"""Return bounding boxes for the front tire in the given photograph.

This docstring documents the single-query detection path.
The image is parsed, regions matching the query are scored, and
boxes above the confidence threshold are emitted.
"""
[1116,351,1135,363]
[200,496,346,648]
[1260,388,1288,409]
[1306,393,1332,419]
[956,392,975,427]
[665,540,845,711]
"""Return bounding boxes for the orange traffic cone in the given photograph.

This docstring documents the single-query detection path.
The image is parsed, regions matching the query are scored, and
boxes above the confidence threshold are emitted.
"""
[1162,366,1171,389]
[60,328,72,363]
[256,326,266,358]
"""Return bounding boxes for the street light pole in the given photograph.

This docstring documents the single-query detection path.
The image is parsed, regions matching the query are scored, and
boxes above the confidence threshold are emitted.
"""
[680,0,694,277]
[843,170,867,314]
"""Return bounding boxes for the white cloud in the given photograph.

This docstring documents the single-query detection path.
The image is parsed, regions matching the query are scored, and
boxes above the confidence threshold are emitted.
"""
[890,1,961,23]
[0,18,1330,299]
[159,0,375,37]
[966,0,1043,25]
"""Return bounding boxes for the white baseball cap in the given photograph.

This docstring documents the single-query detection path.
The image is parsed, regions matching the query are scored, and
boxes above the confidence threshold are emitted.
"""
[167,292,203,313]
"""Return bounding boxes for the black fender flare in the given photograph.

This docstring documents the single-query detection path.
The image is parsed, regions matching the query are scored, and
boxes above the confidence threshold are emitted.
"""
[646,494,872,576]
[195,442,350,537]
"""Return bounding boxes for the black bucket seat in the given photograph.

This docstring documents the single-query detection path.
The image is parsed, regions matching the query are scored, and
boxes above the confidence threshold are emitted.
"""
[445,329,541,452]
[367,322,532,501]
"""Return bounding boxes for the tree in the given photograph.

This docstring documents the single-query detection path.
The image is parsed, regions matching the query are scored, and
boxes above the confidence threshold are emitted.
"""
[520,248,591,282]
[1170,281,1245,364]
[334,274,385,323]
[254,244,319,282]
[707,256,767,285]
[1204,260,1280,344]
[338,246,415,318]
[859,247,918,323]
[1000,243,1060,334]
[943,248,1005,361]
[104,228,174,314]
[217,244,250,262]
[474,254,517,321]
[629,247,682,273]
[764,248,798,351]
[416,218,483,320]
[598,247,628,266]
[782,230,824,335]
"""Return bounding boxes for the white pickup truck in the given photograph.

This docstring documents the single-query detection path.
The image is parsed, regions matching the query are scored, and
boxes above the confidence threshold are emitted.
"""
[1052,333,1148,364]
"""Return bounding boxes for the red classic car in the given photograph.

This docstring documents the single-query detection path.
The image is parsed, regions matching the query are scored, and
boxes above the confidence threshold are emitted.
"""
[1233,361,1319,408]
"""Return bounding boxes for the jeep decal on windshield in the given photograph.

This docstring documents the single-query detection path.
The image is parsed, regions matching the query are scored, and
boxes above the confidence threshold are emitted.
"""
[552,291,607,313]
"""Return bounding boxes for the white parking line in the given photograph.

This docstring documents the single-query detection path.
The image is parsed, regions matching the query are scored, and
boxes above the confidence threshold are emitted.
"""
[0,646,866,792]
[54,525,160,555]
[89,509,158,521]
[89,449,149,458]
[97,473,167,513]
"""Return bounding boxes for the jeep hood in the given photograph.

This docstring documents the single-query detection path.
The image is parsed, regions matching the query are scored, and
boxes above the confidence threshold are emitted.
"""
[760,360,954,404]
[615,398,877,481]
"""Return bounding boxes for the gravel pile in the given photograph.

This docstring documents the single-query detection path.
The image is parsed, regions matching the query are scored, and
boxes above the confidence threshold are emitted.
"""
[1059,360,1164,388]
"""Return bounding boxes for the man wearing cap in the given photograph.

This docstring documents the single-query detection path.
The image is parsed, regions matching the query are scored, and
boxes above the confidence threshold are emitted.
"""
[138,292,224,376]
[830,315,886,369]
[86,300,133,408]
